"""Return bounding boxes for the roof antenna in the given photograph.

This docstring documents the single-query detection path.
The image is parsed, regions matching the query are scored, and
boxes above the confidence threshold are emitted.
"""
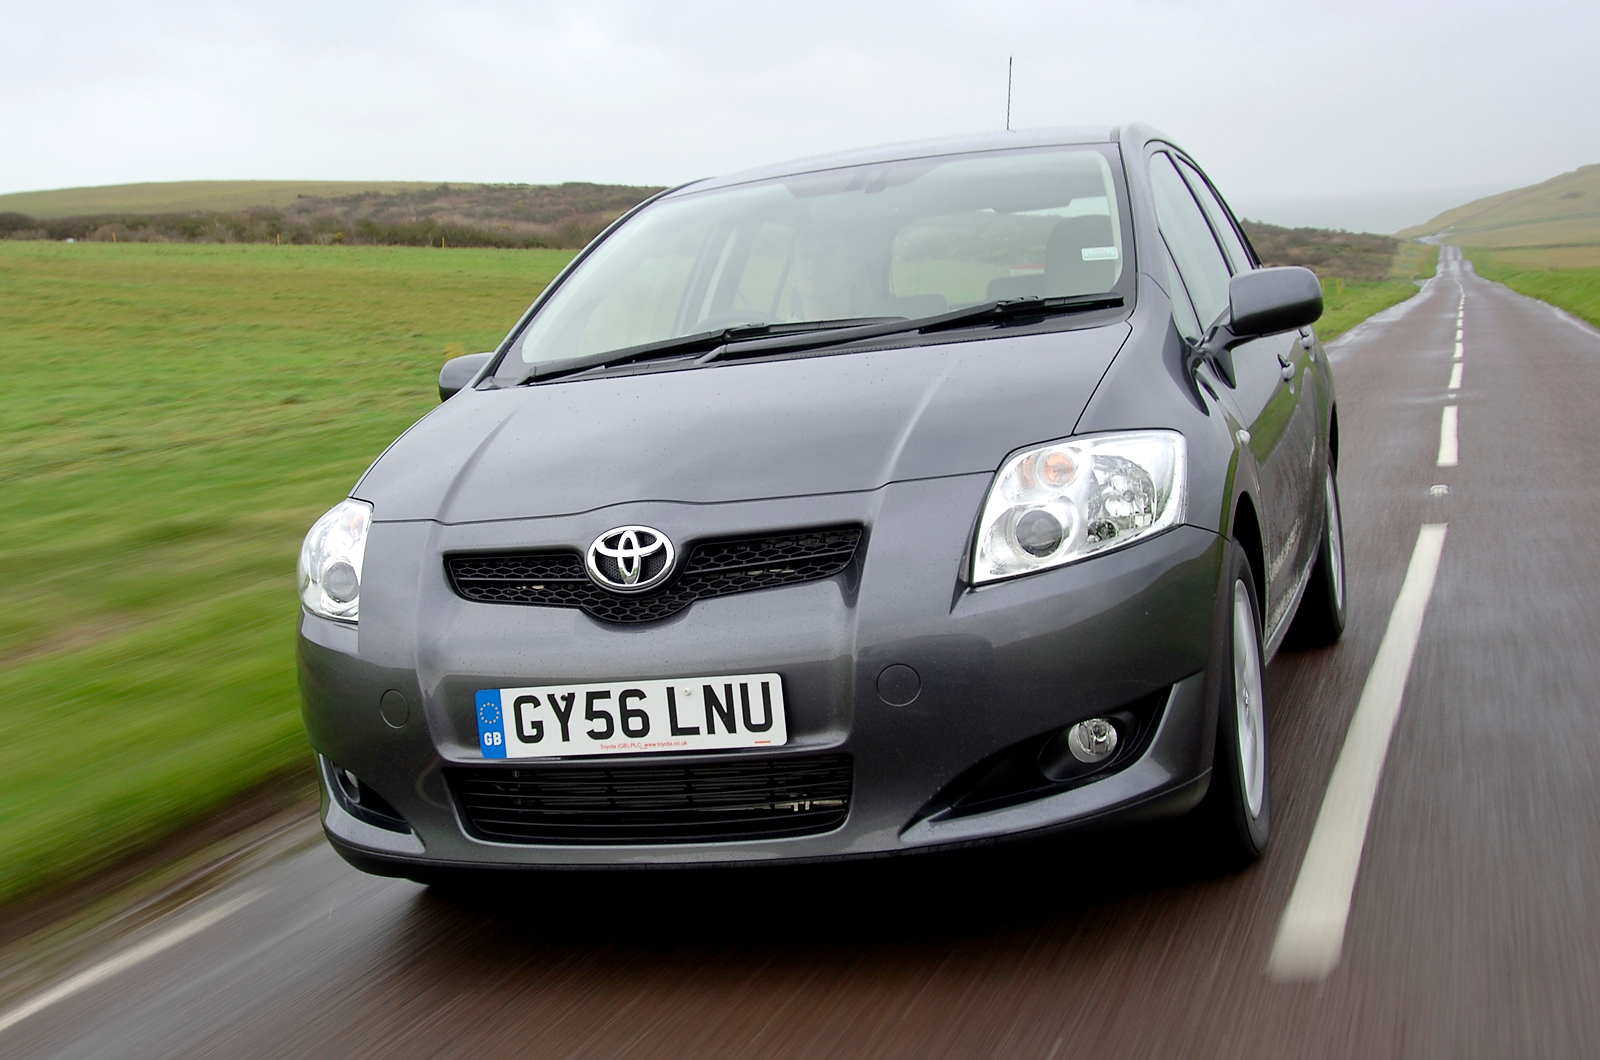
[1006,57,1014,131]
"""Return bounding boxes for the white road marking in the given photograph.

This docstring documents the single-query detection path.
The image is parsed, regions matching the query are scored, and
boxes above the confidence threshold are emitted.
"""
[1448,363,1462,391]
[1267,524,1449,982]
[1455,329,1463,341]
[1454,341,1463,361]
[1437,405,1459,467]
[0,890,264,1037]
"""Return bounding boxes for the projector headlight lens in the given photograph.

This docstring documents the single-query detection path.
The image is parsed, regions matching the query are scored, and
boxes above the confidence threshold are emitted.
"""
[973,431,1186,584]
[298,498,372,621]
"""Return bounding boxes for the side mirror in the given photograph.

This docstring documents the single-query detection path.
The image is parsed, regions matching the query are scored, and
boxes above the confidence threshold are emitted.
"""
[439,352,494,402]
[1227,266,1323,341]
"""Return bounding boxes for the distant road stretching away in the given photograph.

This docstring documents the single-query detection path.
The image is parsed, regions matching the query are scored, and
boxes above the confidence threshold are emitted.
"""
[2,248,1599,1058]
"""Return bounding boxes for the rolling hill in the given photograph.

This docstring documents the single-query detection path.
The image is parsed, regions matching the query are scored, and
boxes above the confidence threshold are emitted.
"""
[0,181,664,249]
[0,180,445,218]
[1399,164,1600,249]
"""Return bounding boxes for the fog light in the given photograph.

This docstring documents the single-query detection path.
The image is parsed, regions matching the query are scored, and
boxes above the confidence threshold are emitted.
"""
[322,757,412,834]
[1037,715,1125,781]
[1067,718,1118,763]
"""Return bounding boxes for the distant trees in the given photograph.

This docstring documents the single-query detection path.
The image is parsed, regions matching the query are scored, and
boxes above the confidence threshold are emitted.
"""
[0,182,663,248]
[1240,221,1399,282]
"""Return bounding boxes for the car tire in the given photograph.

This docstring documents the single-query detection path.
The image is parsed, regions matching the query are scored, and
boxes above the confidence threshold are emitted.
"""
[1286,462,1347,649]
[1195,549,1271,867]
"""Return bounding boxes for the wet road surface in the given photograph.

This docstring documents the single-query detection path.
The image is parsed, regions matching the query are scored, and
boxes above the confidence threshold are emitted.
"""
[4,248,1599,1058]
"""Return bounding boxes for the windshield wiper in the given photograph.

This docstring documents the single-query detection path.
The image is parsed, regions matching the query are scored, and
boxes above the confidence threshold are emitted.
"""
[522,295,1122,383]
[697,293,1125,364]
[521,317,899,384]
[918,293,1125,333]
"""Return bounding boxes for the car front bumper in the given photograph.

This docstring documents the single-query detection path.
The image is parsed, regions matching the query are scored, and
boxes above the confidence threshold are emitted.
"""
[299,472,1229,872]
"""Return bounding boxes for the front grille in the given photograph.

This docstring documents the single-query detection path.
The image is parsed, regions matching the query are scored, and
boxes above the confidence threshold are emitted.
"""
[446,526,862,623]
[449,753,852,844]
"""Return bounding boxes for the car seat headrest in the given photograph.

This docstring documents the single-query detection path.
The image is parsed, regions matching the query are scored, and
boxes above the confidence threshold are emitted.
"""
[1044,215,1119,297]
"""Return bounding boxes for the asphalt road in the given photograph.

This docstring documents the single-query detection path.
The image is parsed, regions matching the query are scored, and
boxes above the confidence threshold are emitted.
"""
[4,249,1599,1059]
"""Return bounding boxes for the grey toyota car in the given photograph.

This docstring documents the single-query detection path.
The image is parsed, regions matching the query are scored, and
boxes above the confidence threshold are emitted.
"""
[297,124,1345,880]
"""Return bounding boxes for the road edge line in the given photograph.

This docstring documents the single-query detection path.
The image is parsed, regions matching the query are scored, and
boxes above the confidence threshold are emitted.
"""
[0,889,266,1037]
[1266,524,1448,982]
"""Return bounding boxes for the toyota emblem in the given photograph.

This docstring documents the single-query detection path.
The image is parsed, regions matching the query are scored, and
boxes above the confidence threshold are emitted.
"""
[586,526,675,593]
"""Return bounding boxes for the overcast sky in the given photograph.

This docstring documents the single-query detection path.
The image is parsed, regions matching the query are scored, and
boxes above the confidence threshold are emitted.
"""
[5,0,1595,231]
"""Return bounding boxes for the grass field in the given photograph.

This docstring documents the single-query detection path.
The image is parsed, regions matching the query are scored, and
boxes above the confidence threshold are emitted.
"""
[1466,245,1600,328]
[0,241,573,905]
[0,236,1443,906]
[0,181,444,219]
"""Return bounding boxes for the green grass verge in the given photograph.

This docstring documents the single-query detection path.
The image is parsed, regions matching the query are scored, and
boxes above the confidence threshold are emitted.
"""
[0,241,573,905]
[1314,281,1429,343]
[1466,247,1600,328]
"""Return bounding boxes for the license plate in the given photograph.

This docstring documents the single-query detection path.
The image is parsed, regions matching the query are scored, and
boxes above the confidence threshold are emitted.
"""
[475,673,787,759]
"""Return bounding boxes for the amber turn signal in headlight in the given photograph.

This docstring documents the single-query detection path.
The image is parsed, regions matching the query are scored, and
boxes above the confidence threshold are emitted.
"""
[972,431,1186,584]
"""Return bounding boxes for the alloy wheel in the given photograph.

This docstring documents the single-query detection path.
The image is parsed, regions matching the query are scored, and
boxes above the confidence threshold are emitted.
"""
[1232,580,1266,818]
[1326,472,1345,615]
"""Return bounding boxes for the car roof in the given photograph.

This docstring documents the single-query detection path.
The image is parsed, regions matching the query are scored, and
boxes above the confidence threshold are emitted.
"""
[672,126,1127,196]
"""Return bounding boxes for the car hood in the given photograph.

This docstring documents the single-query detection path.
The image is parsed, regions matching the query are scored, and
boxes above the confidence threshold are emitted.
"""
[356,325,1131,523]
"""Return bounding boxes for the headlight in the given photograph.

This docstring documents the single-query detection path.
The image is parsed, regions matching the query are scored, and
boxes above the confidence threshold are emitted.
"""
[298,499,372,621]
[972,431,1186,584]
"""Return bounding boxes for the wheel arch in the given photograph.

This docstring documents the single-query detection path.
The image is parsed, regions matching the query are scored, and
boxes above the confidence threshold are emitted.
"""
[1328,402,1340,474]
[1230,493,1266,610]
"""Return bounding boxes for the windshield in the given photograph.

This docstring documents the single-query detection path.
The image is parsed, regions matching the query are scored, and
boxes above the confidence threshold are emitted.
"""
[501,144,1132,373]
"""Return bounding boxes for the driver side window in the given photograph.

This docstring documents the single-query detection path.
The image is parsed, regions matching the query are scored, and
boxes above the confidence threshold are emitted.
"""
[1148,152,1232,334]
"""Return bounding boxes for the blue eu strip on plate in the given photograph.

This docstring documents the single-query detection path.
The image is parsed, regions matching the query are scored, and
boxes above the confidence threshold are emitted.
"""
[475,689,506,758]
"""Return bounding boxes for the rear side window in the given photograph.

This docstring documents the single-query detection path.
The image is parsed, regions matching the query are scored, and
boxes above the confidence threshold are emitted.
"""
[1175,157,1253,275]
[1148,152,1231,331]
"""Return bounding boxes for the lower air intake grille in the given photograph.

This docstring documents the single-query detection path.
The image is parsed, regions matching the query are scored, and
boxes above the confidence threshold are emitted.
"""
[448,753,852,844]
[445,526,862,623]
